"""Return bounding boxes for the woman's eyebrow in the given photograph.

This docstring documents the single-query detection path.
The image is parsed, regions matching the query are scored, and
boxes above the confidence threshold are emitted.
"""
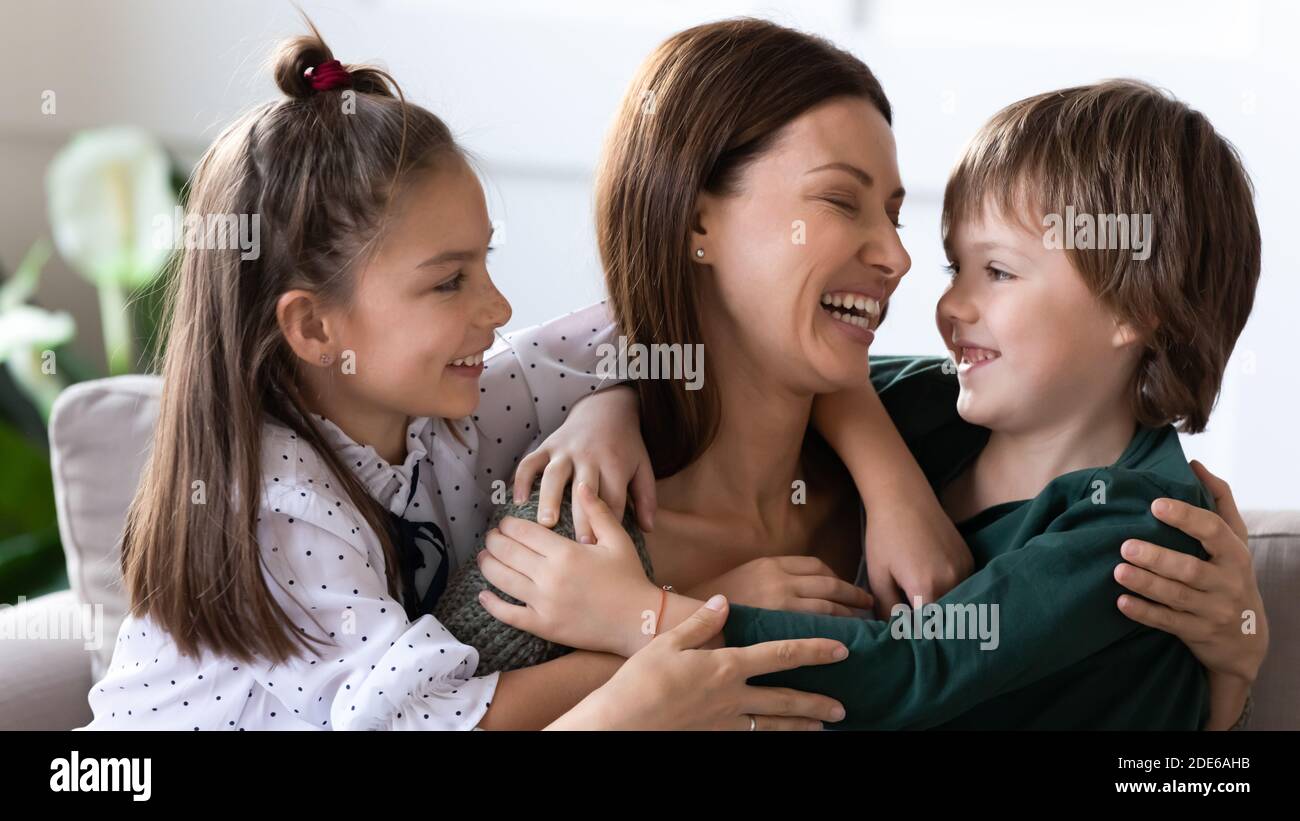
[805,162,906,199]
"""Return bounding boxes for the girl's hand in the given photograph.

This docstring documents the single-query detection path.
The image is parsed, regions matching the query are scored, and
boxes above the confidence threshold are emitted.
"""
[478,481,657,658]
[547,595,848,730]
[513,385,656,543]
[686,556,874,617]
[1113,460,1268,729]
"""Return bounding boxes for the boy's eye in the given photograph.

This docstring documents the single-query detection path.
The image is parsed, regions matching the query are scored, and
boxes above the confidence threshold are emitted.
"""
[986,265,1015,282]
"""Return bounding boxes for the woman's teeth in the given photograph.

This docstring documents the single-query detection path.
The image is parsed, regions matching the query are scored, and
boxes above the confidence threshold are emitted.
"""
[820,291,880,329]
[449,352,485,367]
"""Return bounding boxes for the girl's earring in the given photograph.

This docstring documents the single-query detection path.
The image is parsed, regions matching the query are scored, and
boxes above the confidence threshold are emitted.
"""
[694,248,705,259]
[320,353,333,366]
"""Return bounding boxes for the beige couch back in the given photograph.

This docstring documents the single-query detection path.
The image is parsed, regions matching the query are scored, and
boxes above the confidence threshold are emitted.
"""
[48,376,1299,728]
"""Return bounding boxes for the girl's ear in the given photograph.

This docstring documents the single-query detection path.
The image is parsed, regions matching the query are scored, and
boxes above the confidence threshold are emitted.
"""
[277,289,337,367]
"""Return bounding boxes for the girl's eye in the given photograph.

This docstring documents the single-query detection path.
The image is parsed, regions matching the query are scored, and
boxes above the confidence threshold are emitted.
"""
[889,214,903,229]
[942,262,959,278]
[986,265,1015,282]
[434,272,465,293]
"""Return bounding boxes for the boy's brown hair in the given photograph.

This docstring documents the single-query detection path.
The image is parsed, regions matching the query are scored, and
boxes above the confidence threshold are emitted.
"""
[942,79,1260,433]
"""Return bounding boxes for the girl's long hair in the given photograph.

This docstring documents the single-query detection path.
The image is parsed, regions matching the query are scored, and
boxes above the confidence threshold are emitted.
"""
[121,20,459,663]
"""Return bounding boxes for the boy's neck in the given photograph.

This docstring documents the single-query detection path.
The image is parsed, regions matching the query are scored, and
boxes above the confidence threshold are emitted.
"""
[946,403,1139,522]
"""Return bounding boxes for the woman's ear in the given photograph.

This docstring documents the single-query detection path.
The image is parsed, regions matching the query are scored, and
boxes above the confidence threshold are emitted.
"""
[690,192,717,262]
[277,289,338,367]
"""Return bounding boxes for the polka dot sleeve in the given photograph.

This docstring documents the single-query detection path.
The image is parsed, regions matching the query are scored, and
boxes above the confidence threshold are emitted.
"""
[465,300,619,495]
[254,512,498,730]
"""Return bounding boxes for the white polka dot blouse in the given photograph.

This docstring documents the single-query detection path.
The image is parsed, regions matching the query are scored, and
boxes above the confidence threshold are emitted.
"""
[80,301,618,730]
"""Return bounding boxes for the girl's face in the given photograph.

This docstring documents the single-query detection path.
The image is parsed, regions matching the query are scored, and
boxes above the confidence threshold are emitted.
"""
[325,158,511,422]
[695,96,910,394]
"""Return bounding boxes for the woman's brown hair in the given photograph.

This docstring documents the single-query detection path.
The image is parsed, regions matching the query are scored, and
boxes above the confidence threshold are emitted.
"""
[595,18,891,478]
[121,21,461,663]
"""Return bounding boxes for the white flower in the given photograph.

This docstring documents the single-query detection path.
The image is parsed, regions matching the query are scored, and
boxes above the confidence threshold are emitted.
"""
[46,127,177,289]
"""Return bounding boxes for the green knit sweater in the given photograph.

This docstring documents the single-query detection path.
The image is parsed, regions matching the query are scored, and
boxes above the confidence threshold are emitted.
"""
[433,492,655,674]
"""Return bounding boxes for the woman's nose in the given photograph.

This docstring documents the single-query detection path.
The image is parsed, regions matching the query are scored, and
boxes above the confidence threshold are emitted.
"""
[860,222,911,281]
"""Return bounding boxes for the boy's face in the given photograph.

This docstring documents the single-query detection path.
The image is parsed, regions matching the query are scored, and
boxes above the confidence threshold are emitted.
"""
[937,200,1142,433]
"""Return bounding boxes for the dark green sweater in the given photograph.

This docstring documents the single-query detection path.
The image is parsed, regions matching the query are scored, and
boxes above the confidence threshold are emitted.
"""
[723,356,1212,730]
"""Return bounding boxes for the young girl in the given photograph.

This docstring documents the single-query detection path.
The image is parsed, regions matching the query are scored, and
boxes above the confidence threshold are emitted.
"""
[80,27,848,731]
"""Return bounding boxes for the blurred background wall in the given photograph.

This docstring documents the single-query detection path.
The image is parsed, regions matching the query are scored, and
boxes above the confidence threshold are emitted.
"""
[1,0,1296,506]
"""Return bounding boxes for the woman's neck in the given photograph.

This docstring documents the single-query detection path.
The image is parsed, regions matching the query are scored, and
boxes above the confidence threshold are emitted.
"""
[656,337,813,531]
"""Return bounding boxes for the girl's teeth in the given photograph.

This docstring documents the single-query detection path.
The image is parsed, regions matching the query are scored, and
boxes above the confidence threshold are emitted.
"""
[451,353,483,367]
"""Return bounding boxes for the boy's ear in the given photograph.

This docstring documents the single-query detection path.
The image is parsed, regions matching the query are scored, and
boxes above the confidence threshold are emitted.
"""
[277,289,337,367]
[1111,314,1155,349]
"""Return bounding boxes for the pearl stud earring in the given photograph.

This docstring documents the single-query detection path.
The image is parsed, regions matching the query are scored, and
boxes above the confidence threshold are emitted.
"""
[320,353,333,366]
[695,248,705,258]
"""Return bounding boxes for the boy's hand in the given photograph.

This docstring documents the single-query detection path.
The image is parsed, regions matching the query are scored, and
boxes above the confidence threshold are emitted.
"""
[477,482,658,658]
[686,556,873,617]
[513,385,656,543]
[865,499,973,618]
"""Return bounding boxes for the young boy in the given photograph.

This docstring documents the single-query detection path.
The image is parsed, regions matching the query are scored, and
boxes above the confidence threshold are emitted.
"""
[720,79,1261,728]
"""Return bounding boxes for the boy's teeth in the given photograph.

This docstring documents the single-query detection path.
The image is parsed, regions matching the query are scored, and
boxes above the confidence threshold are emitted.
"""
[960,347,1000,364]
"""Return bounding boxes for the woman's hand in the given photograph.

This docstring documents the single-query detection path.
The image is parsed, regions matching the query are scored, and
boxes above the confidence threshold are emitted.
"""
[513,385,656,543]
[478,481,658,658]
[547,594,849,730]
[1113,460,1268,729]
[811,381,973,618]
[863,498,972,619]
[686,556,873,617]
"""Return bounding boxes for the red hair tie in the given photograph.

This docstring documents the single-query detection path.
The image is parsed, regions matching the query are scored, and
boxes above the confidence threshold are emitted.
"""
[304,59,351,92]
